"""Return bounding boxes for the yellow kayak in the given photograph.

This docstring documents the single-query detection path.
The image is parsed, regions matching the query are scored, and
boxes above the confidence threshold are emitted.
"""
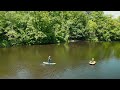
[89,61,96,65]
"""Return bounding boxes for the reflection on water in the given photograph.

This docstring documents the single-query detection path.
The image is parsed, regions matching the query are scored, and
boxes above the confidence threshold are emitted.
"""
[15,64,32,79]
[0,41,120,79]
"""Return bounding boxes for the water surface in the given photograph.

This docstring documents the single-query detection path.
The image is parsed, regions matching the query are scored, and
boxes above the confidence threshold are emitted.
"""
[0,41,120,79]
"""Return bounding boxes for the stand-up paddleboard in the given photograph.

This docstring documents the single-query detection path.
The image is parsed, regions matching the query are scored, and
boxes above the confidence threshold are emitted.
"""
[43,62,56,65]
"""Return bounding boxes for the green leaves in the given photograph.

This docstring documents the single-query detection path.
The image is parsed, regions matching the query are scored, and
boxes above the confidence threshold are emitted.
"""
[0,11,120,47]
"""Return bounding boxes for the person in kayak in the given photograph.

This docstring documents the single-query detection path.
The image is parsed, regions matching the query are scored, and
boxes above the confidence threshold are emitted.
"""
[92,58,94,62]
[48,56,52,63]
[89,58,96,65]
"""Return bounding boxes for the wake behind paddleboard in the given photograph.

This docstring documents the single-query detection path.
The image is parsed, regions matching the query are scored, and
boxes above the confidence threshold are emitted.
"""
[43,62,56,65]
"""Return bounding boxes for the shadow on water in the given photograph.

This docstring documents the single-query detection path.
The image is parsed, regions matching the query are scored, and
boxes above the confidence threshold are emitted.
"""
[0,41,120,78]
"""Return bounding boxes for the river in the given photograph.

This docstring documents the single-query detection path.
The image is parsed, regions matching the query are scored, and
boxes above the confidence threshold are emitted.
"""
[0,41,120,79]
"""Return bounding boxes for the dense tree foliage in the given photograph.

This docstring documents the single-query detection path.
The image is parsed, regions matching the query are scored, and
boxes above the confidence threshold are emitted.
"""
[0,11,120,47]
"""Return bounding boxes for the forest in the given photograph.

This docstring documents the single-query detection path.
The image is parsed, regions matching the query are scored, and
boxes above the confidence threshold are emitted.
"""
[0,11,120,47]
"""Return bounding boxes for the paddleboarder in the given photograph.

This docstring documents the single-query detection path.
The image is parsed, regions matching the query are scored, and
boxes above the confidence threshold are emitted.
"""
[48,56,52,63]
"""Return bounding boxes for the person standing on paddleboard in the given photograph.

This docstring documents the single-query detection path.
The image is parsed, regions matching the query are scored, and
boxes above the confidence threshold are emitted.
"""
[48,56,52,63]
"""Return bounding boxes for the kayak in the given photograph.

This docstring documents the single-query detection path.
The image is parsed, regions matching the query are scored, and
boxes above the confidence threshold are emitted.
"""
[43,62,56,65]
[89,61,96,65]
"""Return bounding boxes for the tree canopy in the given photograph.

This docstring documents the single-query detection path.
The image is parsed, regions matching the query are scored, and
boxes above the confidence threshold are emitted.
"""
[0,11,120,47]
